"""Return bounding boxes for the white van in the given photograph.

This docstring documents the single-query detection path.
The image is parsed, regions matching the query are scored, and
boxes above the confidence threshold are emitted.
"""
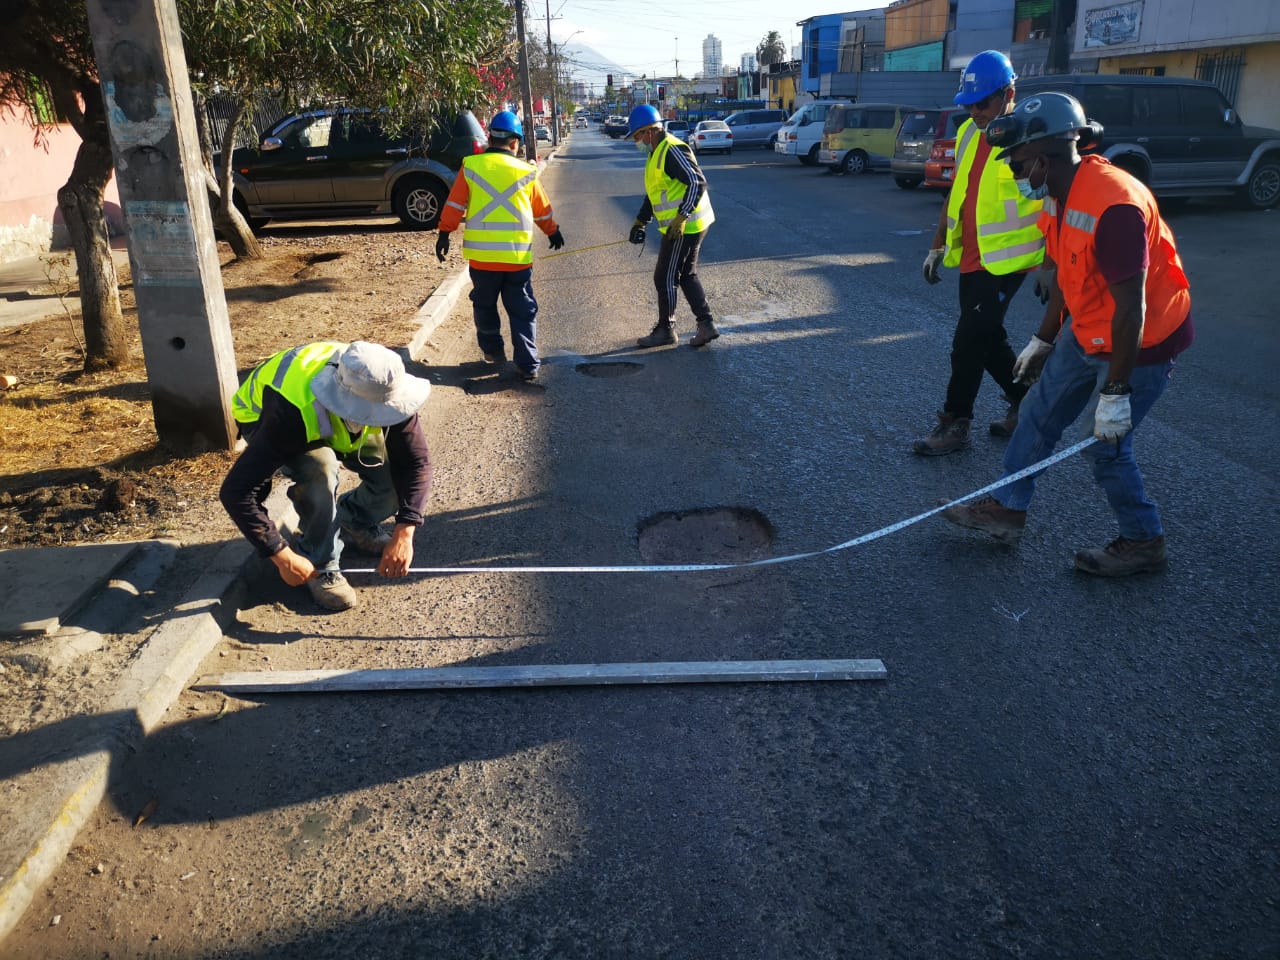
[773,101,849,165]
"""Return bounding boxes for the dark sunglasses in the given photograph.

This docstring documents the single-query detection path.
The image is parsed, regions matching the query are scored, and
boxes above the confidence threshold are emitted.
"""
[1005,155,1041,177]
[968,89,1004,111]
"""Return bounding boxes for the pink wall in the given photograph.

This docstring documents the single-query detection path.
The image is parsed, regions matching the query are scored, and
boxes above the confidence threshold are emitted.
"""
[0,106,123,240]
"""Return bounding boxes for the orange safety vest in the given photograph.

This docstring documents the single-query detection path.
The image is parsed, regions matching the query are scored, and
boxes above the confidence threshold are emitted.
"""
[1041,156,1190,354]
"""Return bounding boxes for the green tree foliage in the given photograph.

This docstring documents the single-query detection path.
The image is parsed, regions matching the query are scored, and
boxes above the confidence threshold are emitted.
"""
[0,0,128,370]
[756,30,787,68]
[178,0,514,257]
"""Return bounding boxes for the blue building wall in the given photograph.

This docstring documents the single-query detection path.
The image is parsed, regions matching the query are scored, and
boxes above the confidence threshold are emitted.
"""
[800,14,847,94]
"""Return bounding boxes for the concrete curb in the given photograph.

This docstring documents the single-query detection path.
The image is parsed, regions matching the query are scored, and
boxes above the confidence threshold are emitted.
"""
[0,539,251,943]
[407,266,471,361]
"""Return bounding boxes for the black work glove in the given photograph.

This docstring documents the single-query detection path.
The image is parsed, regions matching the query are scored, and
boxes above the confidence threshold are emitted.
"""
[435,231,451,262]
[548,229,565,251]
[628,221,646,245]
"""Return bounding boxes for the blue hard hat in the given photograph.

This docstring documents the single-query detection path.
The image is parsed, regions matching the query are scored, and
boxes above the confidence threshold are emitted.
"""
[626,104,662,137]
[489,110,523,139]
[954,50,1017,105]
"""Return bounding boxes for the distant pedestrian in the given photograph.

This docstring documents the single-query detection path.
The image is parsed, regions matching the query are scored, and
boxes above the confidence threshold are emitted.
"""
[220,341,433,610]
[625,104,720,349]
[941,92,1194,576]
[435,110,564,381]
[915,50,1047,455]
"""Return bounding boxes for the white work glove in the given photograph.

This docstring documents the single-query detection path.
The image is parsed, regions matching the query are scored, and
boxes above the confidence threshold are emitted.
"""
[1013,335,1054,384]
[1032,266,1055,305]
[1094,392,1133,443]
[922,247,944,285]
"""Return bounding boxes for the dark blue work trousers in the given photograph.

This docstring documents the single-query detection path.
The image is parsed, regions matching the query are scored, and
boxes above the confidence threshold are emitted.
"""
[468,265,539,375]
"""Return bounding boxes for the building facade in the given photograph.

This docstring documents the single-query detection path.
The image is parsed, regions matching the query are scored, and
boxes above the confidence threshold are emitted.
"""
[702,34,723,79]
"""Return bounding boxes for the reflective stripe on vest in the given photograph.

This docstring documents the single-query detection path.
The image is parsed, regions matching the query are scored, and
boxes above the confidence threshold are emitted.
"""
[943,117,1045,274]
[1044,156,1190,354]
[460,152,538,265]
[645,135,714,235]
[231,340,378,453]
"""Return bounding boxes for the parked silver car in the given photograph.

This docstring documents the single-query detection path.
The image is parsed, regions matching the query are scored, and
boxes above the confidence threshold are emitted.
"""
[691,120,732,155]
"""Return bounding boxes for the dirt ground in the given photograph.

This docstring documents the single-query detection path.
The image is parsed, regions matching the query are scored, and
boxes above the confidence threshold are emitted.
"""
[0,220,451,550]
[0,220,454,740]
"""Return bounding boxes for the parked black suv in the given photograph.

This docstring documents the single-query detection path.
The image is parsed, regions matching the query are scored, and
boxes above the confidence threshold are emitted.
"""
[222,109,487,230]
[1017,75,1280,209]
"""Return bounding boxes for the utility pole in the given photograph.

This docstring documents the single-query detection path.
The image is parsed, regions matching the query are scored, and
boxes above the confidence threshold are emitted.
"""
[545,0,559,147]
[513,0,538,161]
[84,0,237,451]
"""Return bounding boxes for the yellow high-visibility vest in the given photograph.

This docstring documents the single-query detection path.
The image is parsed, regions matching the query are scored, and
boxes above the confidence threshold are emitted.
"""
[232,341,377,454]
[460,151,540,265]
[645,134,715,235]
[943,117,1044,274]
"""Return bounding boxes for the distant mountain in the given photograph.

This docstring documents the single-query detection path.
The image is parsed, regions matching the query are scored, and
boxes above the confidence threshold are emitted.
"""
[558,42,629,91]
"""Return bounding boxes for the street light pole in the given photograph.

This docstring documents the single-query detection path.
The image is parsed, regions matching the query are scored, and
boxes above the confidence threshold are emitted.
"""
[514,0,538,161]
[545,0,559,147]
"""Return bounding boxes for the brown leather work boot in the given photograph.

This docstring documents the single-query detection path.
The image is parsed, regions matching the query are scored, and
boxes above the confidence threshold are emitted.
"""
[940,495,1026,543]
[637,322,676,348]
[989,396,1020,438]
[1074,536,1167,576]
[689,319,720,348]
[913,412,972,456]
[307,570,360,611]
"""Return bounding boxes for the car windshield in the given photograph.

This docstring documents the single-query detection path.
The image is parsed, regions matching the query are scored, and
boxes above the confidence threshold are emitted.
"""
[699,121,728,131]
[899,112,939,136]
[667,122,688,130]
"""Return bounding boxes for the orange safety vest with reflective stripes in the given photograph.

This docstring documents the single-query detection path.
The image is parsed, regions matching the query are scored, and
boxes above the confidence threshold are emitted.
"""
[1041,155,1191,354]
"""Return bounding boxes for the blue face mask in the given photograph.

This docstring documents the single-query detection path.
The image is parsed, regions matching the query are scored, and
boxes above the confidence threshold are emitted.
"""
[1015,156,1049,200]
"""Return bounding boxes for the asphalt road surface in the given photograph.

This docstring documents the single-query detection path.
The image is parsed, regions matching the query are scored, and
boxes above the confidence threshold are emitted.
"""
[7,129,1277,960]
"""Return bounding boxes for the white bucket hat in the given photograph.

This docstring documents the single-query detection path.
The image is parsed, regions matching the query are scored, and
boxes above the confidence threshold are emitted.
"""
[311,342,431,427]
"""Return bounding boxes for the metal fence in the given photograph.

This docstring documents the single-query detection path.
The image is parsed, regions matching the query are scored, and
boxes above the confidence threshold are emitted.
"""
[200,92,289,152]
[1195,49,1244,107]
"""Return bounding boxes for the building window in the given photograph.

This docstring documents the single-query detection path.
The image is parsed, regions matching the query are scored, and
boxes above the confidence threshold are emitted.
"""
[1196,49,1244,106]
[1119,66,1165,76]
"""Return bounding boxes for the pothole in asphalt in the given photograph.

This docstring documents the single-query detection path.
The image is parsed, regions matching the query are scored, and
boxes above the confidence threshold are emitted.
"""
[576,361,643,378]
[637,506,775,565]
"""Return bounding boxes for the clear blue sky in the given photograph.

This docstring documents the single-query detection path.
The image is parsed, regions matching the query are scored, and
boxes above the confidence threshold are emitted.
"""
[536,0,874,84]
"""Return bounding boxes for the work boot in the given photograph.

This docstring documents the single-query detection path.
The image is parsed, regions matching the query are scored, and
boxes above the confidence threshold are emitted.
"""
[989,396,1020,438]
[689,319,720,348]
[307,570,360,611]
[913,412,972,456]
[940,495,1026,543]
[1074,535,1167,577]
[340,522,392,554]
[482,352,505,365]
[636,322,676,348]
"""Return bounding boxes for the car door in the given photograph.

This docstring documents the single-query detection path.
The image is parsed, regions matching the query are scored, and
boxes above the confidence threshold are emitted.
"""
[325,112,402,206]
[864,107,901,163]
[250,114,337,206]
[1179,84,1244,184]
[1127,83,1186,187]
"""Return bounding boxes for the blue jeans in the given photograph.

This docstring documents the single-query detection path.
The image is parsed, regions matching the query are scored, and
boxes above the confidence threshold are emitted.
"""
[995,322,1173,540]
[280,431,398,571]
[469,266,539,375]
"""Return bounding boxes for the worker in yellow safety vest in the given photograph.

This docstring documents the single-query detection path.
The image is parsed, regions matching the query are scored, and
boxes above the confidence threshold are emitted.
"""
[436,110,564,382]
[915,50,1047,455]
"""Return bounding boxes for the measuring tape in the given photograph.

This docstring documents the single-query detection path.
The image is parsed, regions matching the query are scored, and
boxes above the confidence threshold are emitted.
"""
[540,238,631,260]
[342,437,1098,576]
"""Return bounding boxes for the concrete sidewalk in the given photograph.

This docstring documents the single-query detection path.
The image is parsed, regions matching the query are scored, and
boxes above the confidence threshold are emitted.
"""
[0,243,131,332]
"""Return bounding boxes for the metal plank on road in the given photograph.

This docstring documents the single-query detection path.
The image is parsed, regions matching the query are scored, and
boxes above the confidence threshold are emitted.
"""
[193,659,888,694]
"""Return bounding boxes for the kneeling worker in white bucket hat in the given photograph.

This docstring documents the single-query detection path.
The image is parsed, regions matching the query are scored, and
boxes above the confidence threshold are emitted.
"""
[221,341,433,610]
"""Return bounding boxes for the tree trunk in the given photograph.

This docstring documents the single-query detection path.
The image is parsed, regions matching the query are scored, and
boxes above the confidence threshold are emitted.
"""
[212,96,263,260]
[56,86,127,371]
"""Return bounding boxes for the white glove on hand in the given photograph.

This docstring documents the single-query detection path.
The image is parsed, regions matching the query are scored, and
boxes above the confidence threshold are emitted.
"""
[922,248,944,285]
[1013,335,1054,383]
[1094,393,1133,443]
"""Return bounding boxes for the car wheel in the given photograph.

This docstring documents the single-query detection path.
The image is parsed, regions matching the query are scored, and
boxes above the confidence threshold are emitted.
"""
[393,177,447,230]
[894,176,921,190]
[799,145,820,166]
[1243,157,1280,209]
[845,150,870,175]
[231,192,268,232]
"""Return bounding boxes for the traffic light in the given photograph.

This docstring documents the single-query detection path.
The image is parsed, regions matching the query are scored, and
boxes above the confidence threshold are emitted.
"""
[658,85,665,99]
[607,74,613,87]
